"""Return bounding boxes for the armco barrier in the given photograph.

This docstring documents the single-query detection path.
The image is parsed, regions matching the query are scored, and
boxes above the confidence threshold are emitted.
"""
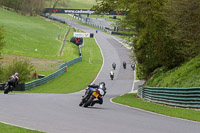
[25,57,82,90]
[59,57,82,69]
[41,14,66,24]
[0,83,25,91]
[137,86,200,108]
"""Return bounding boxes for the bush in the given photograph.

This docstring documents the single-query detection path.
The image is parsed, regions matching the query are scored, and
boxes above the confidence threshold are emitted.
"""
[3,58,35,82]
[0,27,5,82]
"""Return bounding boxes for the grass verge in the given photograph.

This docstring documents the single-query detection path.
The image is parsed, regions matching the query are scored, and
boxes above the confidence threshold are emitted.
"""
[112,93,200,122]
[0,8,80,82]
[145,54,200,87]
[0,122,43,133]
[0,8,77,61]
[25,37,102,93]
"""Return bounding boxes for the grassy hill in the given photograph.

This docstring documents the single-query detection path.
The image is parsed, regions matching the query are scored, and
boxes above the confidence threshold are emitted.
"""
[26,37,103,93]
[0,7,102,92]
[0,7,81,80]
[0,8,78,61]
[145,54,200,88]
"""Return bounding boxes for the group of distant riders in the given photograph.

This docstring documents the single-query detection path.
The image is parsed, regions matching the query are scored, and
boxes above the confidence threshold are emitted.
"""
[110,61,135,80]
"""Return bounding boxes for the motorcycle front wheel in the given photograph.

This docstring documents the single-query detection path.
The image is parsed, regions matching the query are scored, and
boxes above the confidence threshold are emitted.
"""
[84,96,93,107]
[79,102,83,106]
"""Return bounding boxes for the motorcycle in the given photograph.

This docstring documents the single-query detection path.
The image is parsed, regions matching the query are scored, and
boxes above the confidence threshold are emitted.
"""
[112,63,116,70]
[110,74,114,80]
[4,82,13,94]
[123,62,126,69]
[79,83,106,107]
[131,64,135,70]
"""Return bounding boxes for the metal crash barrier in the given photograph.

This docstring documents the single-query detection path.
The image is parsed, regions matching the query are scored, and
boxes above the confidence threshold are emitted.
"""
[25,57,82,90]
[138,86,200,108]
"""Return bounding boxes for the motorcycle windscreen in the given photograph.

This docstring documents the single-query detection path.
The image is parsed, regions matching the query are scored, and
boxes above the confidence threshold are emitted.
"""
[89,88,96,91]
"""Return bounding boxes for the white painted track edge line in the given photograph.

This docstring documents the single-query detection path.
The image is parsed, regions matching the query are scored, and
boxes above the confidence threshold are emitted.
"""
[0,120,44,132]
[131,69,136,92]
[79,36,105,93]
[91,37,105,84]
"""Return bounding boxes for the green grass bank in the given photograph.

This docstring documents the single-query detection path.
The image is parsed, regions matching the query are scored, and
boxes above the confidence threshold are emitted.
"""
[113,93,200,122]
[0,8,78,61]
[0,122,43,133]
[145,54,200,87]
[25,37,102,93]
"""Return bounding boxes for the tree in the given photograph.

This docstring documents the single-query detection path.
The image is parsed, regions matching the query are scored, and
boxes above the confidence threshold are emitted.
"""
[93,0,200,79]
[164,0,200,61]
[3,58,35,82]
[0,0,45,16]
[47,0,61,15]
[93,0,170,78]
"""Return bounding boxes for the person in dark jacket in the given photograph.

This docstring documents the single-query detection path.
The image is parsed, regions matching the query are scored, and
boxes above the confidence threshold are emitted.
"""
[131,63,135,70]
[123,61,126,69]
[88,82,106,106]
[112,62,116,70]
[110,71,114,80]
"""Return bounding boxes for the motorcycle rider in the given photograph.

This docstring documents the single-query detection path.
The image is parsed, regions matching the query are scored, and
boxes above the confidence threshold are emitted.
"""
[123,61,126,69]
[110,71,114,80]
[7,72,19,91]
[131,63,135,70]
[112,62,116,70]
[88,82,106,106]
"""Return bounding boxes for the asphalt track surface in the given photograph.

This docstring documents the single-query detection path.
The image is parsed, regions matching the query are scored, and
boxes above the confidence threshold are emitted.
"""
[1,16,200,133]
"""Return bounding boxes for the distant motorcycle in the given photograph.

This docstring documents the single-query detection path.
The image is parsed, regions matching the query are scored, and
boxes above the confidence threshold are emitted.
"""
[112,63,116,70]
[131,64,135,70]
[123,61,126,69]
[110,74,114,80]
[110,71,114,80]
[79,83,106,107]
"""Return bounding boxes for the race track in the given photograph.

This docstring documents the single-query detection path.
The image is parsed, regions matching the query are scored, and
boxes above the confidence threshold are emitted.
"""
[0,16,200,133]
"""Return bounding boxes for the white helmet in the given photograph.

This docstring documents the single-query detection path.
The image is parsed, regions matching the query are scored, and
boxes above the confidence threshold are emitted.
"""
[15,72,19,77]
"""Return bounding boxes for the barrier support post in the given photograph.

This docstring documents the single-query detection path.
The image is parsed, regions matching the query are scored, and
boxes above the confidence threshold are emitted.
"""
[66,66,68,72]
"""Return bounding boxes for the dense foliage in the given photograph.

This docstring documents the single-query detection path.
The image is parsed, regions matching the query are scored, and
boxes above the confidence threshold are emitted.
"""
[0,27,5,82]
[93,0,200,79]
[0,0,45,15]
[2,58,35,82]
[0,27,4,57]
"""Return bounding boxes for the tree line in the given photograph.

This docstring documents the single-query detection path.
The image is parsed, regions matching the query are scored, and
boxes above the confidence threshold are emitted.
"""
[0,27,4,81]
[93,0,200,79]
[0,0,69,15]
[0,0,45,15]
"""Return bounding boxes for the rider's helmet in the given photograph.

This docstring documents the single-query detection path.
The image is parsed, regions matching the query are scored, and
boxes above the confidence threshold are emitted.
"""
[99,82,105,86]
[98,82,106,96]
[15,72,19,77]
[99,82,106,89]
